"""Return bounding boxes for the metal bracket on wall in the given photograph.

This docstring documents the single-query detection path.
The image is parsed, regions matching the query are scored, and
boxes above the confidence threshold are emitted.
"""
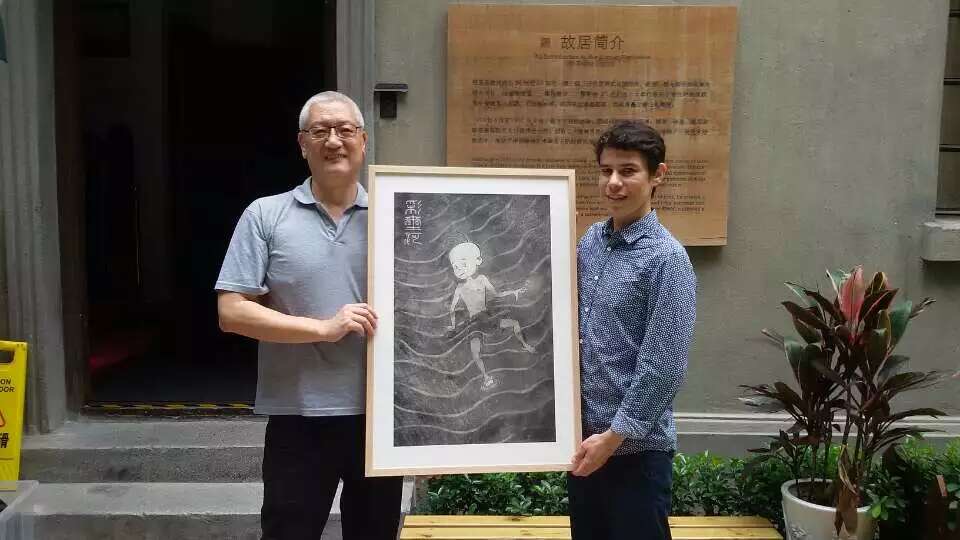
[374,83,408,119]
[0,10,7,62]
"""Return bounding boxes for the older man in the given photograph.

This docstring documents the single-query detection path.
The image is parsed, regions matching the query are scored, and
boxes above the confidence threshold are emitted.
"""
[216,91,402,540]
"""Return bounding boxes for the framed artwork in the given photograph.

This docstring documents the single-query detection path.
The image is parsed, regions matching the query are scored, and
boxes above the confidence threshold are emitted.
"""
[365,165,581,476]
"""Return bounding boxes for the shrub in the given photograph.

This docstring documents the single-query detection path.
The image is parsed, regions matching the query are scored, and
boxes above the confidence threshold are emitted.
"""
[418,472,568,516]
[416,440,959,536]
[740,268,946,535]
[875,437,960,536]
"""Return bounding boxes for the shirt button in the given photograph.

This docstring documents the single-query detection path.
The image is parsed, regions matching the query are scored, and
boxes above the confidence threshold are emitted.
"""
[606,246,612,252]
[593,276,599,280]
[585,307,590,313]
[579,339,583,344]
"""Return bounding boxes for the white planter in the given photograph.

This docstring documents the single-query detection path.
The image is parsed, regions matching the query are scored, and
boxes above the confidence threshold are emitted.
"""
[780,479,875,540]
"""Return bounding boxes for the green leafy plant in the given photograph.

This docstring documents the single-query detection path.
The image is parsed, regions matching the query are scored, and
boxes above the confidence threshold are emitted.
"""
[671,452,744,516]
[415,443,960,535]
[943,441,960,532]
[418,472,568,516]
[880,437,960,535]
[740,266,947,534]
[865,466,907,522]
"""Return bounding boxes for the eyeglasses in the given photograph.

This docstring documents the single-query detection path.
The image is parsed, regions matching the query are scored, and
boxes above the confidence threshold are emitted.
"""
[300,123,362,141]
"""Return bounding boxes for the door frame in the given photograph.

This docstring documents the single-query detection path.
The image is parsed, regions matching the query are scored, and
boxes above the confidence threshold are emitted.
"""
[1,0,375,432]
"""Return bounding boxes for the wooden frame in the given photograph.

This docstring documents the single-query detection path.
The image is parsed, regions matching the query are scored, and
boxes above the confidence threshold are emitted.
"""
[366,165,581,476]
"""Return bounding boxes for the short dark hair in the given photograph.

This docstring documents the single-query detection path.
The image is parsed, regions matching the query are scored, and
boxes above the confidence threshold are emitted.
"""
[593,120,666,174]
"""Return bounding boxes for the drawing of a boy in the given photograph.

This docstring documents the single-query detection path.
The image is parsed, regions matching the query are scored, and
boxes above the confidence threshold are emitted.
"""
[446,242,535,390]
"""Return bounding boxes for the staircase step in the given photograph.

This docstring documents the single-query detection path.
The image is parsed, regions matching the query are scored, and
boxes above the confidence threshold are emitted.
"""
[22,420,265,482]
[21,482,337,540]
[18,479,413,539]
[19,420,415,538]
[22,479,414,540]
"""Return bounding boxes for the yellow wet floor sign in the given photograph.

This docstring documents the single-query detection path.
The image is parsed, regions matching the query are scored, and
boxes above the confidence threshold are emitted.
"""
[0,342,27,483]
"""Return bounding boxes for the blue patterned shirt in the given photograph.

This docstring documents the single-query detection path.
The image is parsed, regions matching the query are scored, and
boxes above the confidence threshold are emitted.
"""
[577,210,697,454]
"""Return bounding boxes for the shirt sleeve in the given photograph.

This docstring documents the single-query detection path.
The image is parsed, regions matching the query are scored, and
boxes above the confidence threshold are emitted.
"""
[214,202,271,296]
[610,250,697,441]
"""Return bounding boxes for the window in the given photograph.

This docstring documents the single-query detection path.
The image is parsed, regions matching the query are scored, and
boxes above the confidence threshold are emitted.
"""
[938,0,960,213]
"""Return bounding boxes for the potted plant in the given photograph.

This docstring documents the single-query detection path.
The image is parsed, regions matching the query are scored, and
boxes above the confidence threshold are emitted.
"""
[740,266,946,539]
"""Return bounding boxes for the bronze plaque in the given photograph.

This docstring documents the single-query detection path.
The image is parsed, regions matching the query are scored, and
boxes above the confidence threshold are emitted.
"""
[447,5,738,245]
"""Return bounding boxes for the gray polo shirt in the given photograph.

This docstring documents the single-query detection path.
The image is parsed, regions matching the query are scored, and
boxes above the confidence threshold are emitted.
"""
[215,178,369,416]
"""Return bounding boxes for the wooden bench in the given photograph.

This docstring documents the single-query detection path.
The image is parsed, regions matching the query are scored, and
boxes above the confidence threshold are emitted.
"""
[401,515,783,539]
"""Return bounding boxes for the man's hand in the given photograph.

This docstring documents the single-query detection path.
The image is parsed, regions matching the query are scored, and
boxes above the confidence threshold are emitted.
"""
[570,430,625,477]
[321,303,378,341]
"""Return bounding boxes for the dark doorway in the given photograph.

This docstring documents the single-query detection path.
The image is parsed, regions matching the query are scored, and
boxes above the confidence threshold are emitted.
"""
[59,0,337,406]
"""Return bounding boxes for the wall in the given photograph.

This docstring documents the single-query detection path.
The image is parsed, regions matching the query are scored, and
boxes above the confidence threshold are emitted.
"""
[0,0,68,432]
[374,0,959,419]
[0,4,9,341]
[0,205,7,339]
[0,213,10,339]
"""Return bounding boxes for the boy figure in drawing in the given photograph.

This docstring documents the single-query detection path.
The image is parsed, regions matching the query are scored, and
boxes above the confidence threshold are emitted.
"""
[446,242,535,390]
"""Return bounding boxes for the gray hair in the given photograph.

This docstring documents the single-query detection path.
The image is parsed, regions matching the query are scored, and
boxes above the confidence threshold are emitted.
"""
[298,91,364,130]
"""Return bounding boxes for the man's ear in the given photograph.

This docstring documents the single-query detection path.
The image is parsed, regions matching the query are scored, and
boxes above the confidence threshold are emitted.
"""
[652,162,668,186]
[297,132,308,159]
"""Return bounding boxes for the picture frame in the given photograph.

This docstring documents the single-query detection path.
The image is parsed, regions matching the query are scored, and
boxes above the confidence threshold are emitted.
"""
[365,165,581,476]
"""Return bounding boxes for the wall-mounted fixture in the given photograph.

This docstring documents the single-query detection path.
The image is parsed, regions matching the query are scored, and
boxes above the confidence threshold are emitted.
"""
[0,10,7,62]
[374,83,408,119]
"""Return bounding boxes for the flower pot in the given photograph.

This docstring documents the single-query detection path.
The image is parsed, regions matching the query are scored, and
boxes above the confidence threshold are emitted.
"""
[780,479,875,540]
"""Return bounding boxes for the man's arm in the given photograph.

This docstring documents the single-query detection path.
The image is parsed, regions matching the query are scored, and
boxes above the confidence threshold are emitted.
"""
[609,251,697,440]
[215,202,377,344]
[572,251,696,476]
[218,292,377,343]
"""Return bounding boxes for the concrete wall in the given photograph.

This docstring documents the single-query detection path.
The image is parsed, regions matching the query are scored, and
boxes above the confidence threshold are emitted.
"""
[374,0,960,418]
[1,5,9,341]
[0,0,68,431]
[0,206,7,340]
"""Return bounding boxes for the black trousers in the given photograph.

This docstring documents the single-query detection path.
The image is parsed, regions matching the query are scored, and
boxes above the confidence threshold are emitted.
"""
[567,451,674,540]
[260,415,404,540]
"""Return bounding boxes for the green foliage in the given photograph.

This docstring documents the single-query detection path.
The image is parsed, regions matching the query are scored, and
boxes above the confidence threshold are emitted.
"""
[741,267,948,533]
[417,448,842,530]
[671,452,744,517]
[418,472,568,516]
[736,453,794,528]
[876,437,960,535]
[417,441,960,535]
[865,466,906,522]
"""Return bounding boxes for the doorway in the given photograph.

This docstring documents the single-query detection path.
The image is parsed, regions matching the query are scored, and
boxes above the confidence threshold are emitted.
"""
[57,0,337,408]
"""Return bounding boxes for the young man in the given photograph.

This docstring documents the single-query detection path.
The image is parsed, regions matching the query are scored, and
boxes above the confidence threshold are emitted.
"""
[568,121,697,540]
[215,91,402,539]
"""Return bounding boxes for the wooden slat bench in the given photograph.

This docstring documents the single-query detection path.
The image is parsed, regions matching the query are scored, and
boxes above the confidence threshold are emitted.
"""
[401,515,783,539]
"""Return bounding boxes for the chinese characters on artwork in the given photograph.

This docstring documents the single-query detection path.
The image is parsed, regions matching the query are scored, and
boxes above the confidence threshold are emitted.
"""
[402,199,423,246]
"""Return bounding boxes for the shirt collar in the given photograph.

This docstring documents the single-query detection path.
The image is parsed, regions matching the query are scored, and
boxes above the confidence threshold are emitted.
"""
[603,209,661,245]
[292,177,369,209]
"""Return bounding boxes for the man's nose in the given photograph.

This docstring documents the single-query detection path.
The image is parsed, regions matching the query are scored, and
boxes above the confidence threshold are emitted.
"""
[324,131,344,148]
[607,173,623,189]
